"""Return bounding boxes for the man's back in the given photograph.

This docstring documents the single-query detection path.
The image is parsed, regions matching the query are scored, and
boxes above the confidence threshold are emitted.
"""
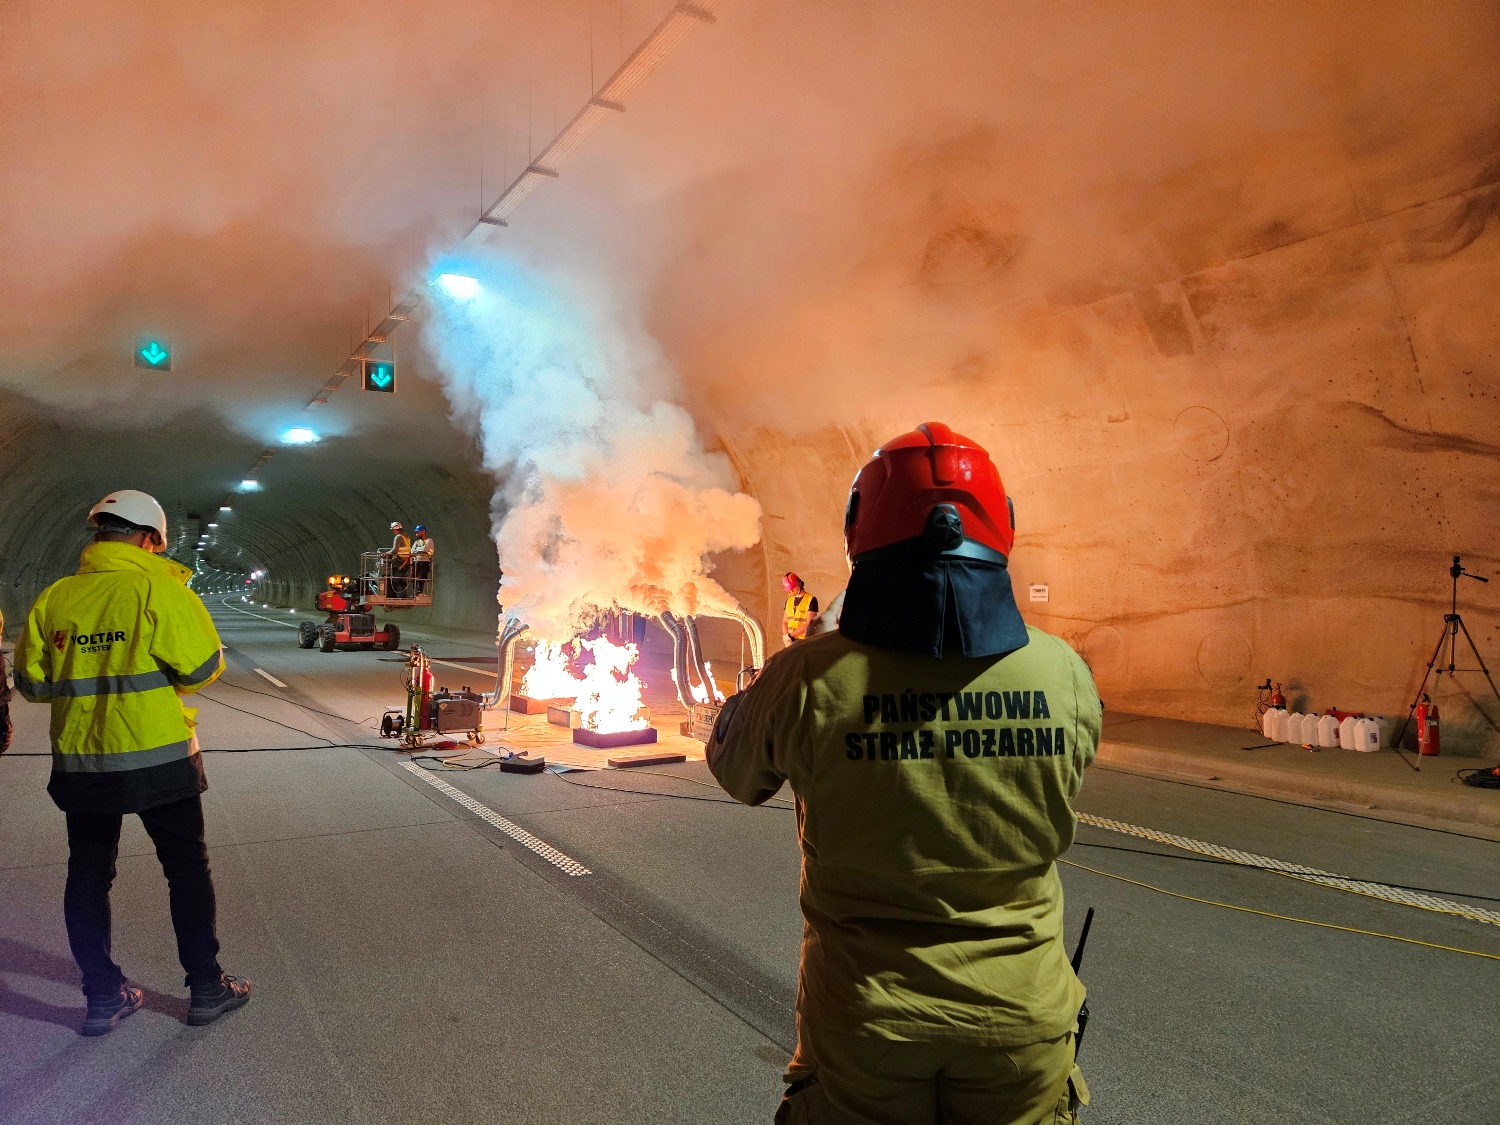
[710,625,1101,1045]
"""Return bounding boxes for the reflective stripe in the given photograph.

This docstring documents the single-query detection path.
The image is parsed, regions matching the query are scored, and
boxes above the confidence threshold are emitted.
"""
[47,670,172,698]
[13,667,53,700]
[51,739,197,773]
[170,650,222,688]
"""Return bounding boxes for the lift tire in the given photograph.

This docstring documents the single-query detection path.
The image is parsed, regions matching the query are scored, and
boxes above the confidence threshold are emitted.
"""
[318,625,337,652]
[297,622,318,649]
[382,625,401,652]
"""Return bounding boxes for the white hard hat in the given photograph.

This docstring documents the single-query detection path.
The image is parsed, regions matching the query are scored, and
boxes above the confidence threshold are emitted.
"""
[390,521,403,531]
[89,490,168,542]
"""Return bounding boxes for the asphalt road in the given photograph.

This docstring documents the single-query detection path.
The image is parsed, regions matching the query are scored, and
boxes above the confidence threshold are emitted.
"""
[1,600,1496,1124]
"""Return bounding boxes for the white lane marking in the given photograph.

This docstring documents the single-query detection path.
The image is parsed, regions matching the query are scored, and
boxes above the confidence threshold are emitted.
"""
[1076,812,1500,927]
[426,657,500,677]
[402,762,591,877]
[216,599,301,629]
[254,668,288,689]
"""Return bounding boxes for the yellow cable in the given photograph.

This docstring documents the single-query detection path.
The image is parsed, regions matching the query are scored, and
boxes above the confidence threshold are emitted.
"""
[1058,858,1500,963]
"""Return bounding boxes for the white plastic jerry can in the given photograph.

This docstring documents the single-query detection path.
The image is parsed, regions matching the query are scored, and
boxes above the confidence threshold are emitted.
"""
[1339,715,1359,750]
[1374,716,1391,749]
[1355,717,1381,752]
[1268,709,1289,742]
[1317,714,1341,748]
[1301,713,1322,745]
[1284,713,1304,743]
[1262,708,1280,739]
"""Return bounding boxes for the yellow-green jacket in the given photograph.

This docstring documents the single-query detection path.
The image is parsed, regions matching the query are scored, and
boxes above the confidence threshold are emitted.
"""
[708,625,1101,1046]
[15,542,224,814]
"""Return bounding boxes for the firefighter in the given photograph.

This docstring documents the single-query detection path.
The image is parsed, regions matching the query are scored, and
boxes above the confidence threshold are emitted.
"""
[782,572,819,647]
[410,524,435,596]
[709,424,1100,1125]
[13,490,251,1036]
[381,521,412,597]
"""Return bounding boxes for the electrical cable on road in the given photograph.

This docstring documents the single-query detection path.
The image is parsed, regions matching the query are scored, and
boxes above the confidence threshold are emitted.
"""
[1058,857,1500,963]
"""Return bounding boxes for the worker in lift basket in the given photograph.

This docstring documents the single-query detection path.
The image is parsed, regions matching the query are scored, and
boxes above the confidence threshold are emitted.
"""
[381,520,412,597]
[782,572,819,647]
[709,424,1100,1125]
[410,524,435,596]
[12,490,251,1036]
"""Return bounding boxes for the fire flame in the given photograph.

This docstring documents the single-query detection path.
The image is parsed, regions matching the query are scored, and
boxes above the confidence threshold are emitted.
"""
[521,640,583,701]
[672,661,725,705]
[574,638,650,734]
[521,636,650,734]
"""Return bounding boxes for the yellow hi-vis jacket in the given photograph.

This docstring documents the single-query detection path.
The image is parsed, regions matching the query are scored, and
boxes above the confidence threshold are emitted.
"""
[15,541,225,814]
[784,592,818,642]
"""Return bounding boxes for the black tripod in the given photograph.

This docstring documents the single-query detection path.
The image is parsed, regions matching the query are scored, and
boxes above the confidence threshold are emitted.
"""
[1394,555,1500,770]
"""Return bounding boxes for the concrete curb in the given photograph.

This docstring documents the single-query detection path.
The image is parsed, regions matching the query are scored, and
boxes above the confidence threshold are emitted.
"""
[1096,739,1500,842]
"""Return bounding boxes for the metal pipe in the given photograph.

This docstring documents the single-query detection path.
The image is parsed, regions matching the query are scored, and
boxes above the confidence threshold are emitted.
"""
[482,614,529,709]
[684,616,722,703]
[700,604,765,672]
[658,611,697,709]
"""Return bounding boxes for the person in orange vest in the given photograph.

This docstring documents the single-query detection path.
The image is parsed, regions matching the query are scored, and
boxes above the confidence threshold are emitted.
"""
[782,573,819,648]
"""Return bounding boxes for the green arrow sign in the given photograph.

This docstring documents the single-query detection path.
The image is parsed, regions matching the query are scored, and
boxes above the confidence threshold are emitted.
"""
[363,360,396,393]
[134,337,172,371]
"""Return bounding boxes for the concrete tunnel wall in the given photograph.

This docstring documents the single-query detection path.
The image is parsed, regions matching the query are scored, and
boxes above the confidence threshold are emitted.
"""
[692,171,1500,757]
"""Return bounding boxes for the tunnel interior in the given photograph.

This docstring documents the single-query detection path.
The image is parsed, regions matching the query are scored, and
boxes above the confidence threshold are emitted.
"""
[1,1,1497,755]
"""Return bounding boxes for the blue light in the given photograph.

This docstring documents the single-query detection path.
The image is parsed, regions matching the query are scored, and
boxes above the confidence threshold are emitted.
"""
[436,273,481,300]
[282,427,319,445]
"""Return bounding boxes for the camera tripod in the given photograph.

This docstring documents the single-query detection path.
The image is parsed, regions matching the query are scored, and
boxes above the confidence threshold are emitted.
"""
[1393,555,1500,770]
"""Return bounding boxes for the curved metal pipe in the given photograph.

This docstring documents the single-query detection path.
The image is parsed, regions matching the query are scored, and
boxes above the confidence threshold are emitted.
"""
[684,616,723,703]
[658,611,696,709]
[482,614,530,709]
[699,604,765,674]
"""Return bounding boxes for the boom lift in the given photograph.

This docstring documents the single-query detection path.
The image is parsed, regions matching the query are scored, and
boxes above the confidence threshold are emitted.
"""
[297,551,436,653]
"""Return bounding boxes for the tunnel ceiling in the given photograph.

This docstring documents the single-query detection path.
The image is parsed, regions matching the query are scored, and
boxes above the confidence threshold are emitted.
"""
[2,1,1498,749]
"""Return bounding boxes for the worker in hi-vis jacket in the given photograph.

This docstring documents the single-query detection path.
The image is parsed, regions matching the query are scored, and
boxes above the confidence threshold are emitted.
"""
[782,572,819,647]
[14,490,251,1036]
[709,424,1101,1125]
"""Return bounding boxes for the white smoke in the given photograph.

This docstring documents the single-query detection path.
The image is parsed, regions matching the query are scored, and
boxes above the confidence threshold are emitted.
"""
[420,255,762,639]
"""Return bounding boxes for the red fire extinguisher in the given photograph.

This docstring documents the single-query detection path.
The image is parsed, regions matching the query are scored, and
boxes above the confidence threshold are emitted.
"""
[1270,682,1286,710]
[1416,695,1440,756]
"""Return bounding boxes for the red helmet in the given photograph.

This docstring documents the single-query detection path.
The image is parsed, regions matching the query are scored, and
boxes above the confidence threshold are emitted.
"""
[782,572,803,594]
[844,422,1014,563]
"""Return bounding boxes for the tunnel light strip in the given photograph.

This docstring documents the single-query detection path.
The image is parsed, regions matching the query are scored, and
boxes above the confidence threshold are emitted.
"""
[1076,812,1500,927]
[403,763,592,877]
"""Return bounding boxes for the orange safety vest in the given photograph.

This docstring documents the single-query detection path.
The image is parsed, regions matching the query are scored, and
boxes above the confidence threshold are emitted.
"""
[784,592,815,641]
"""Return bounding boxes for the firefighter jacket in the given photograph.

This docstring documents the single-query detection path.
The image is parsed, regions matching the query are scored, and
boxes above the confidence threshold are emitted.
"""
[783,591,819,642]
[14,541,225,815]
[708,625,1101,1047]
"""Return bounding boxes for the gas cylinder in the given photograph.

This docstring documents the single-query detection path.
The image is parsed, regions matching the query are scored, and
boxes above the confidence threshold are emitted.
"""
[419,662,435,730]
[1270,683,1286,710]
[1316,714,1341,748]
[1354,717,1380,752]
[1416,697,1440,756]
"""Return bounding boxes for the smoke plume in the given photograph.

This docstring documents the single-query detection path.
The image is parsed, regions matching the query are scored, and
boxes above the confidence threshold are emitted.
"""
[420,255,761,638]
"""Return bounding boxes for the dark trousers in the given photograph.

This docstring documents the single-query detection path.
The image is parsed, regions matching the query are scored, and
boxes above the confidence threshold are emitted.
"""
[64,795,223,998]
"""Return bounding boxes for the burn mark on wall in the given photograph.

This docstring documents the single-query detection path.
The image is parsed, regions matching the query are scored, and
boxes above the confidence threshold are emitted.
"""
[1131,283,1196,357]
[1328,401,1500,459]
